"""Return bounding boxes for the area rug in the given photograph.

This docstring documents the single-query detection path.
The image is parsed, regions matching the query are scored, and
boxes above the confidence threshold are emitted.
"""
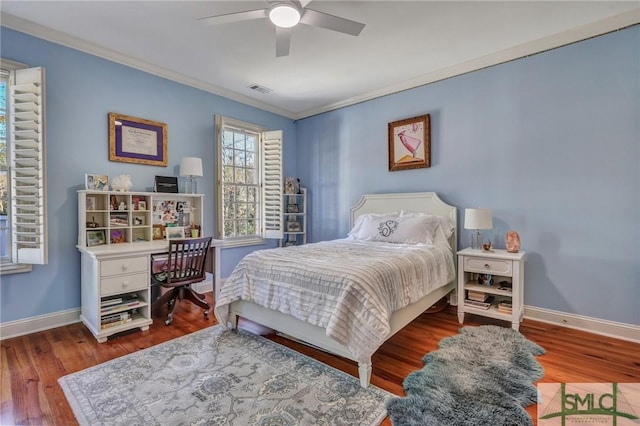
[59,325,392,425]
[386,325,545,426]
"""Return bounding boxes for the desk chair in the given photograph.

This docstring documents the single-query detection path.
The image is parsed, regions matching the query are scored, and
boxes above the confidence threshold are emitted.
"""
[152,236,212,325]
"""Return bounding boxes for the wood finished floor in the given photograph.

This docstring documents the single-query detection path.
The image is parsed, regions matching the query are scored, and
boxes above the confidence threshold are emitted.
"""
[2,294,639,425]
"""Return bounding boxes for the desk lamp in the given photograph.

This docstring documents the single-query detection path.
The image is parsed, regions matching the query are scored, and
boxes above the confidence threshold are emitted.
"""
[179,157,203,194]
[464,208,493,250]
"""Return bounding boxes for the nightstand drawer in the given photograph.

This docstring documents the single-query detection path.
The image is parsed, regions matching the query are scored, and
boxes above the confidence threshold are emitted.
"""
[100,256,148,277]
[464,256,512,275]
[101,272,148,296]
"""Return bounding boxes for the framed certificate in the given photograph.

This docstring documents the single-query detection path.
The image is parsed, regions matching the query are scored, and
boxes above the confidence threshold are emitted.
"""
[109,112,167,166]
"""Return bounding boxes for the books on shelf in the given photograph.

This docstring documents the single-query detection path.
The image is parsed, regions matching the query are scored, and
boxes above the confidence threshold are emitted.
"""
[467,290,489,302]
[498,301,513,314]
[100,293,141,314]
[464,296,494,310]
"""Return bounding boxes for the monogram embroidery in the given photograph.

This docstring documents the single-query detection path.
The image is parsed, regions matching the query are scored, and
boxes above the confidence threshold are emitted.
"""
[378,220,398,237]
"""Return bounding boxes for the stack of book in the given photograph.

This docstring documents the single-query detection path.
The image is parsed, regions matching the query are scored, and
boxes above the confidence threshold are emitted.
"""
[100,294,141,315]
[467,290,489,302]
[101,311,133,328]
[465,295,494,310]
[498,301,513,314]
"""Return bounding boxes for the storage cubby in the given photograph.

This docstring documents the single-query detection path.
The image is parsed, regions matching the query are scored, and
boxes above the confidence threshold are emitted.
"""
[78,190,204,248]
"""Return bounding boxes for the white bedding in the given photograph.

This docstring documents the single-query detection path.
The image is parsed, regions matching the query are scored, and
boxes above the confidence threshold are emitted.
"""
[215,238,455,362]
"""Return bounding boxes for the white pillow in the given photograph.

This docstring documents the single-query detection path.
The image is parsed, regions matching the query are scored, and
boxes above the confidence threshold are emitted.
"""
[400,210,455,240]
[348,212,400,239]
[352,215,441,245]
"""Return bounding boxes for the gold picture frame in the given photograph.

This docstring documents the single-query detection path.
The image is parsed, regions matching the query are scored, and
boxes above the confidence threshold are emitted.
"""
[108,112,168,166]
[388,114,431,171]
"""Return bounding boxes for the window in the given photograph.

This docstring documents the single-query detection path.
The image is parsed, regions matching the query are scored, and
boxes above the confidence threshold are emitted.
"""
[0,59,47,275]
[215,115,283,247]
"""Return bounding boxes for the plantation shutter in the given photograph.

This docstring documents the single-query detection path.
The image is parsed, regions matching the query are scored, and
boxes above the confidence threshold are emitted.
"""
[261,130,283,239]
[10,66,47,264]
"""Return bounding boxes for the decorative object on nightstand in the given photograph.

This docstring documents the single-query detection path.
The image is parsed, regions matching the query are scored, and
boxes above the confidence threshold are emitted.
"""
[464,208,493,250]
[180,157,203,194]
[506,230,521,253]
[481,241,494,253]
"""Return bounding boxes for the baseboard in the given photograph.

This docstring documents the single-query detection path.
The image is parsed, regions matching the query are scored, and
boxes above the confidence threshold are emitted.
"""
[3,289,637,344]
[192,273,213,295]
[524,305,640,344]
[0,307,81,341]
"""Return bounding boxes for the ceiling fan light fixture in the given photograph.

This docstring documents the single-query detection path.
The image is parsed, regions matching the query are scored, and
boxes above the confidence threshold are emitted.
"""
[269,3,301,28]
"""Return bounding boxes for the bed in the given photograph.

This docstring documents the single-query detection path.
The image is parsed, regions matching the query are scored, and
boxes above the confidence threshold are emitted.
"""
[214,192,457,387]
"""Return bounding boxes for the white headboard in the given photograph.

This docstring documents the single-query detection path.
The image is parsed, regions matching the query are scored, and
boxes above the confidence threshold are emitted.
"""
[350,192,457,253]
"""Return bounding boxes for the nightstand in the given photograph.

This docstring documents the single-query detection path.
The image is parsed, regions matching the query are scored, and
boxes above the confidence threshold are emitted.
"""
[457,248,525,330]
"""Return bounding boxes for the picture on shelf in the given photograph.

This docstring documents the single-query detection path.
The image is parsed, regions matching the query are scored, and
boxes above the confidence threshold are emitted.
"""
[152,224,165,240]
[287,203,299,213]
[166,226,185,240]
[133,217,144,226]
[85,174,109,191]
[86,230,106,247]
[86,196,97,211]
[138,200,147,211]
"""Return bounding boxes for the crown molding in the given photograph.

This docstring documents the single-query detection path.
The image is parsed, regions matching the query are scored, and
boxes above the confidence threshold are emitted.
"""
[296,9,640,119]
[0,12,298,119]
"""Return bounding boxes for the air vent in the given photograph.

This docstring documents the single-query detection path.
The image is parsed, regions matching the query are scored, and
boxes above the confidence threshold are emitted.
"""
[248,83,272,94]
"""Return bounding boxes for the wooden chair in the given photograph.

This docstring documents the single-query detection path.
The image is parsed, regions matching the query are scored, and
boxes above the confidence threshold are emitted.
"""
[152,236,212,325]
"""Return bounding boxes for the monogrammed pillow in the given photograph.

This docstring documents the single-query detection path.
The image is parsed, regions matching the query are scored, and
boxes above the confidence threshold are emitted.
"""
[351,215,441,245]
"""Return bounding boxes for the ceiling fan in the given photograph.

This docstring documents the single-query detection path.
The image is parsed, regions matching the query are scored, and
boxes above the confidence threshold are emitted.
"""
[198,0,365,57]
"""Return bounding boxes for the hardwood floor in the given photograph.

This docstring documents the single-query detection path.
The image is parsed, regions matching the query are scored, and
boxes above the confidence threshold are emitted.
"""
[2,295,639,425]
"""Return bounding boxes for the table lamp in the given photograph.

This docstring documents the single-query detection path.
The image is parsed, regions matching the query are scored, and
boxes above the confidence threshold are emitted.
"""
[464,208,493,250]
[179,157,203,194]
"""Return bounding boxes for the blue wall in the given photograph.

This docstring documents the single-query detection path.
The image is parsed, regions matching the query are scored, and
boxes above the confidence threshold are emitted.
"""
[0,27,295,323]
[296,26,639,326]
[1,25,638,328]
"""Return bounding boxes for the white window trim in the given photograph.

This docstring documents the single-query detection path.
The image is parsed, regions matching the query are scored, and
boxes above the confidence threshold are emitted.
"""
[215,115,283,248]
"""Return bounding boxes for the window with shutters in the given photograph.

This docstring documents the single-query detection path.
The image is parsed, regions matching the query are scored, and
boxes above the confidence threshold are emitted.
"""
[215,116,282,247]
[0,59,48,275]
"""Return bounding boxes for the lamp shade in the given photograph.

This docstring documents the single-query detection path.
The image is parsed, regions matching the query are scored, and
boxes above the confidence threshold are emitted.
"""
[464,208,493,230]
[179,157,203,177]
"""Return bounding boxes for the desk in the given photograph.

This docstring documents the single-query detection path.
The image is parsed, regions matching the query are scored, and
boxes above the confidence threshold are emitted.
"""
[77,239,222,343]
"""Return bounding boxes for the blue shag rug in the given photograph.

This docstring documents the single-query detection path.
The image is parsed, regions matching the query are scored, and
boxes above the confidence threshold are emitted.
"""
[386,325,545,426]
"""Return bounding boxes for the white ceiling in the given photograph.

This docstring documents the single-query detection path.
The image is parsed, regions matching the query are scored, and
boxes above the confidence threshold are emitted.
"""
[1,1,639,119]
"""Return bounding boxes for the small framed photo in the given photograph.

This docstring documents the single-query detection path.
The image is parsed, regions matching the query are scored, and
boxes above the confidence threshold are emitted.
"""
[152,224,165,240]
[133,216,144,226]
[166,226,185,240]
[86,196,97,211]
[138,200,147,211]
[86,230,106,247]
[86,174,109,191]
[287,203,299,213]
[287,221,301,232]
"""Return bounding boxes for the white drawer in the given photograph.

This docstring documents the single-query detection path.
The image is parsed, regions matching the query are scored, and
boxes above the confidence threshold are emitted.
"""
[100,272,148,296]
[100,256,148,277]
[464,256,512,275]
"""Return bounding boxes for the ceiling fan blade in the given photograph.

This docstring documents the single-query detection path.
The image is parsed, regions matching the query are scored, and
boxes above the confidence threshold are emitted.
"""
[275,26,292,57]
[198,9,267,26]
[299,0,313,7]
[300,8,365,36]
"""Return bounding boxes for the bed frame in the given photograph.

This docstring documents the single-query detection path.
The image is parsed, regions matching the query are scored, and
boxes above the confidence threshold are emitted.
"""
[215,192,457,387]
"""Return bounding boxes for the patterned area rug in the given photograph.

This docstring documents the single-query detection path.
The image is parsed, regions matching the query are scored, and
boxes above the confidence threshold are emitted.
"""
[59,325,391,425]
[386,325,545,426]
